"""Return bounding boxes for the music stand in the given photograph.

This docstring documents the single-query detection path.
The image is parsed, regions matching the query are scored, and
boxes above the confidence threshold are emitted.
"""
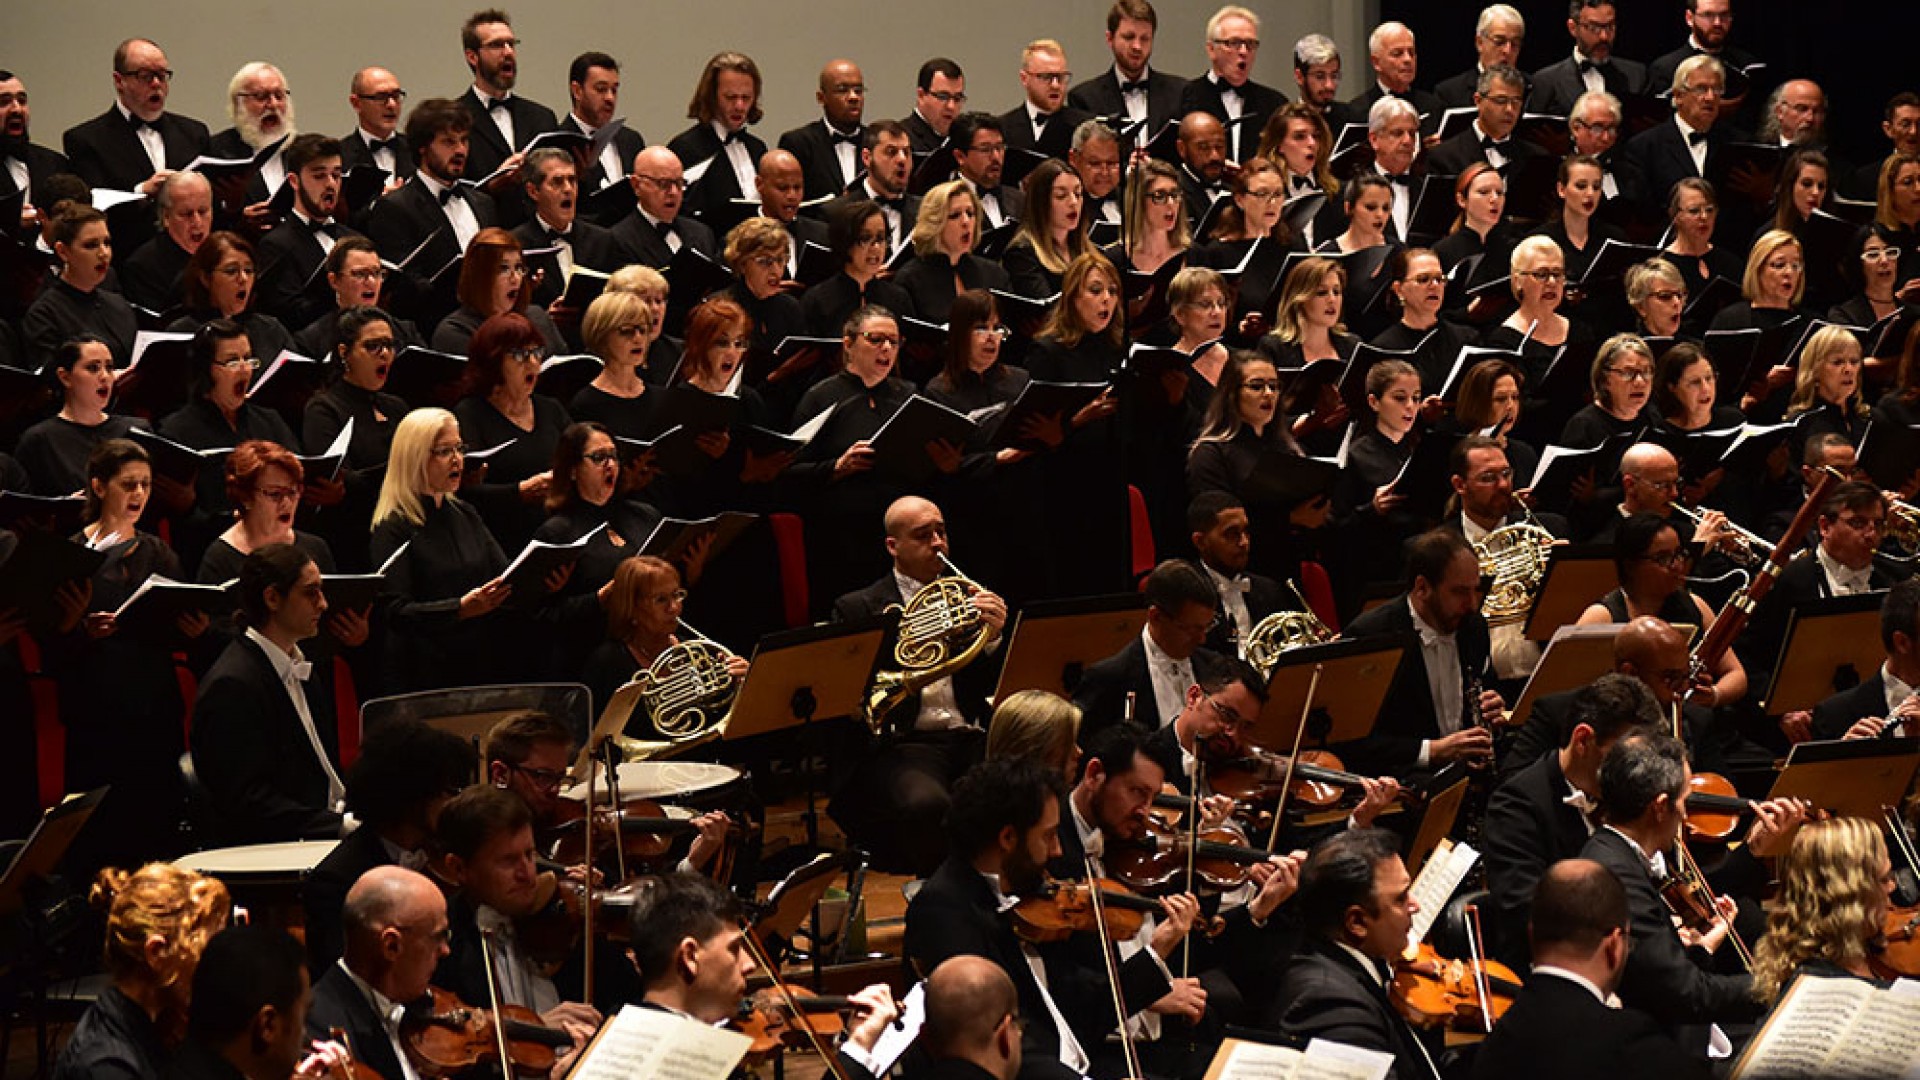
[1766,737,1920,819]
[360,683,595,754]
[724,616,892,848]
[0,788,106,919]
[1508,623,1622,730]
[991,593,1148,705]
[1249,635,1412,750]
[1761,593,1887,715]
[1523,545,1617,641]
[1406,771,1471,879]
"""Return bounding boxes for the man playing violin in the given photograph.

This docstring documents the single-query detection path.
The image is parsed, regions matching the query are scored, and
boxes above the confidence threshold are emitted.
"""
[625,871,897,1080]
[1262,827,1446,1080]
[172,925,349,1080]
[305,866,452,1080]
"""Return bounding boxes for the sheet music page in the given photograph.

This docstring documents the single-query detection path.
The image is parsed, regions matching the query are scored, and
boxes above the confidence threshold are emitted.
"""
[1406,841,1477,948]
[866,982,928,1076]
[1732,978,1877,1080]
[1299,1038,1395,1080]
[566,1004,752,1080]
[1201,1037,1304,1080]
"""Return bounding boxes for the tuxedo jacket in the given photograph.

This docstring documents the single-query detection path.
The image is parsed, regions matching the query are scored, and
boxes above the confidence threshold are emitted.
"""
[206,128,281,210]
[1734,551,1896,702]
[457,88,559,185]
[1192,560,1289,657]
[969,181,1026,228]
[1180,76,1289,162]
[558,113,646,194]
[188,635,342,846]
[1481,750,1594,971]
[118,233,192,313]
[824,186,922,249]
[1812,671,1893,741]
[1069,68,1188,140]
[1580,827,1759,1044]
[902,110,947,158]
[62,107,211,191]
[1620,117,1724,217]
[256,216,365,327]
[831,574,997,727]
[1341,594,1492,777]
[998,104,1094,162]
[338,128,415,180]
[0,142,73,208]
[510,216,623,307]
[362,178,500,310]
[1423,125,1549,182]
[301,823,398,973]
[607,209,717,270]
[1071,637,1227,741]
[779,118,866,202]
[1433,68,1483,111]
[1471,973,1708,1080]
[1528,56,1649,120]
[304,963,410,1080]
[1262,936,1442,1080]
[668,122,768,229]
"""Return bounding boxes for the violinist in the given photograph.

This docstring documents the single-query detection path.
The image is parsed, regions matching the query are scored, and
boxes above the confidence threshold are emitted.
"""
[1262,827,1445,1080]
[1806,577,1920,740]
[624,872,896,1080]
[1483,674,1663,972]
[1749,818,1896,1003]
[171,925,348,1080]
[1577,732,1790,1056]
[304,720,476,974]
[305,867,452,1080]
[1472,859,1708,1080]
[431,785,612,1033]
[1187,492,1290,660]
[909,956,1022,1080]
[1073,559,1225,739]
[482,711,578,836]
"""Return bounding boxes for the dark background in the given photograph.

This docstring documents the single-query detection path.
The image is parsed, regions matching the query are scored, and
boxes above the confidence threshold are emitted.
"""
[1380,0,1920,167]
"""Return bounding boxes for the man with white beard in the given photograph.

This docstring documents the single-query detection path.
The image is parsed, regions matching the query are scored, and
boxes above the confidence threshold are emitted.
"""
[208,61,297,229]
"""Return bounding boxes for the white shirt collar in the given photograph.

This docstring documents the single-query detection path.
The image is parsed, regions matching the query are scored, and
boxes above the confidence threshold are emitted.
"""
[1675,114,1704,141]
[473,85,510,108]
[892,567,927,605]
[1068,794,1103,862]
[1885,663,1917,714]
[1530,965,1615,1007]
[1141,622,1184,670]
[1603,824,1667,879]
[338,959,408,1028]
[1201,563,1249,594]
[417,172,452,198]
[1333,939,1387,987]
[1815,543,1873,593]
[981,869,1020,911]
[245,625,309,681]
[1408,597,1451,649]
[569,113,600,138]
[358,126,393,145]
[710,118,740,141]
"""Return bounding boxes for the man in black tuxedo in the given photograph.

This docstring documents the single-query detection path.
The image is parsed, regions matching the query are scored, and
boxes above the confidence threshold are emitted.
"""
[1847,93,1920,202]
[363,98,499,326]
[1075,560,1223,737]
[1068,0,1187,151]
[1187,491,1288,659]
[909,957,1023,1080]
[1648,0,1764,125]
[0,72,72,229]
[118,169,211,312]
[755,150,830,280]
[1435,5,1527,111]
[609,144,717,269]
[669,52,769,237]
[1365,97,1428,244]
[626,873,894,1080]
[1346,22,1442,139]
[999,40,1093,168]
[305,866,450,1080]
[827,496,1008,875]
[63,38,211,197]
[825,120,920,253]
[1290,34,1353,136]
[1425,66,1547,182]
[1483,673,1661,971]
[1529,1,1649,120]
[1570,90,1628,204]
[949,112,1024,229]
[561,51,646,202]
[1441,436,1568,683]
[1473,859,1709,1080]
[1621,55,1727,222]
[1339,529,1502,778]
[1175,112,1231,225]
[1179,6,1288,163]
[780,59,868,203]
[905,58,968,158]
[207,62,296,225]
[189,543,344,846]
[1261,827,1445,1080]
[1579,732,1775,1054]
[1500,618,1696,785]
[1807,577,1920,740]
[454,8,557,224]
[341,67,413,184]
[510,147,620,312]
[1069,122,1124,235]
[171,927,318,1080]
[257,134,363,328]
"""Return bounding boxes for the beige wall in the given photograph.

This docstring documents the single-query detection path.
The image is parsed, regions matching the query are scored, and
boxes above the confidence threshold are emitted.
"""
[12,0,1374,154]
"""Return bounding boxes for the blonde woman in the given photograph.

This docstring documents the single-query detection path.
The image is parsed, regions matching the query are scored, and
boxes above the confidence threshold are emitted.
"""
[894,180,1012,324]
[1750,817,1894,1002]
[985,689,1084,786]
[1784,323,1870,445]
[1257,256,1357,444]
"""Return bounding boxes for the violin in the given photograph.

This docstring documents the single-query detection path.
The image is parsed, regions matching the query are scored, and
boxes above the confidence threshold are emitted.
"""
[1010,877,1159,943]
[1208,748,1418,816]
[401,986,576,1078]
[512,870,660,972]
[1871,905,1920,980]
[1389,942,1523,1033]
[547,797,740,869]
[320,1027,384,1080]
[1106,816,1276,894]
[736,985,853,1061]
[1681,772,1754,842]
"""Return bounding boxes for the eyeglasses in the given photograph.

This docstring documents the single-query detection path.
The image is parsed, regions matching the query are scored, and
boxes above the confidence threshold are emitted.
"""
[358,338,398,354]
[345,267,387,282]
[972,325,1012,340]
[1642,549,1694,569]
[650,589,689,609]
[855,231,888,247]
[497,264,529,278]
[1648,289,1686,303]
[256,485,303,502]
[1204,695,1249,729]
[1864,247,1904,261]
[1404,273,1446,286]
[1211,37,1261,51]
[614,323,649,336]
[582,449,619,466]
[1027,71,1072,85]
[1481,33,1522,49]
[477,37,522,51]
[926,90,968,106]
[1837,515,1885,534]
[967,141,1007,157]
[1482,94,1524,108]
[236,88,291,105]
[1183,298,1230,312]
[430,443,468,459]
[508,762,565,791]
[1575,19,1616,33]
[1765,260,1805,273]
[858,332,902,348]
[354,89,408,105]
[1680,83,1723,98]
[119,68,174,84]
[504,347,544,364]
[214,263,257,278]
[1242,188,1285,202]
[213,356,261,371]
[1518,268,1566,282]
[1572,119,1620,135]
[1469,468,1515,484]
[1243,379,1281,393]
[744,255,784,271]
[1145,188,1181,205]
[636,175,687,191]
[1607,367,1653,383]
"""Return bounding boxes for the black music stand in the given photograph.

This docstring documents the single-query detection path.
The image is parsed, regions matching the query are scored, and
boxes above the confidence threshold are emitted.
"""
[723,616,892,850]
[1767,738,1920,819]
[990,593,1149,704]
[1508,623,1621,729]
[1406,771,1472,879]
[0,787,106,1073]
[1761,593,1887,715]
[1523,544,1618,641]
[1249,635,1412,752]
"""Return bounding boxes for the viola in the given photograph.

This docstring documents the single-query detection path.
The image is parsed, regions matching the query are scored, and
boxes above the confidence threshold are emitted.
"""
[1107,816,1276,894]
[1872,905,1920,980]
[1681,772,1753,842]
[401,986,576,1078]
[736,985,853,1061]
[1389,942,1523,1033]
[513,870,660,972]
[1010,877,1159,944]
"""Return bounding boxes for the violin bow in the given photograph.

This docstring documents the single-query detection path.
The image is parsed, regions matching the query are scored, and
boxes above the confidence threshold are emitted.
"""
[738,922,853,1080]
[581,752,597,1006]
[1886,805,1920,883]
[1266,664,1323,854]
[602,738,630,883]
[1675,842,1753,969]
[1463,904,1494,1034]
[1083,855,1143,1080]
[476,929,518,1074]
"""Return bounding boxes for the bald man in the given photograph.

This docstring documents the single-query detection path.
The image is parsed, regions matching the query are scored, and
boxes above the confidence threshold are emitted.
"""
[342,66,414,182]
[909,956,1023,1080]
[1502,617,1697,781]
[755,149,829,279]
[1346,21,1443,136]
[1578,442,1680,544]
[609,144,717,269]
[781,59,869,202]
[1174,111,1230,222]
[305,867,450,1080]
[828,496,1009,875]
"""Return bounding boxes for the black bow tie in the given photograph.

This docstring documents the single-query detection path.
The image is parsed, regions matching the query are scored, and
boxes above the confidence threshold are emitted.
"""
[1687,130,1709,146]
[658,218,678,239]
[720,129,744,146]
[438,184,466,205]
[1482,136,1512,153]
[303,217,335,235]
[1579,59,1611,76]
[1386,172,1413,186]
[128,114,159,133]
[485,96,509,113]
[829,128,862,146]
[366,135,393,153]
[876,196,905,214]
[545,226,572,244]
[1119,78,1150,95]
[1033,112,1053,129]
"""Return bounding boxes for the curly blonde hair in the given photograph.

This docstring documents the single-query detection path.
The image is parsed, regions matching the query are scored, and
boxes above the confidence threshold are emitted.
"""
[92,863,231,1041]
[1749,817,1889,1003]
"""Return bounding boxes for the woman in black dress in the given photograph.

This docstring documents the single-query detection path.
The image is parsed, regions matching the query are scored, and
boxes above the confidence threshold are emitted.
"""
[567,288,659,439]
[1664,179,1744,292]
[164,232,296,394]
[716,216,807,353]
[1117,159,1191,279]
[1340,359,1434,585]
[1451,358,1538,488]
[1484,235,1585,442]
[1257,255,1358,453]
[1711,230,1810,413]
[1188,158,1297,345]
[1763,149,1836,310]
[604,264,681,386]
[1870,152,1920,292]
[1562,333,1654,450]
[1186,352,1316,584]
[1651,341,1746,507]
[1372,247,1476,396]
[22,203,137,368]
[1625,258,1689,341]
[1002,158,1091,300]
[299,307,408,569]
[451,312,574,551]
[431,227,565,357]
[16,336,148,496]
[1536,154,1625,327]
[801,199,914,339]
[580,555,748,741]
[1433,162,1510,272]
[1829,226,1916,389]
[1167,267,1232,418]
[1784,324,1870,448]
[1871,324,1920,494]
[1255,103,1340,248]
[892,181,1012,325]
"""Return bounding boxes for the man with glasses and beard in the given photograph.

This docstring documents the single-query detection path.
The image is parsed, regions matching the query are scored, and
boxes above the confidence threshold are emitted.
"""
[209,62,298,229]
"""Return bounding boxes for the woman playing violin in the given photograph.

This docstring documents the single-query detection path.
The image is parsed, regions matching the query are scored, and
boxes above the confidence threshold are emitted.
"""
[1750,817,1896,1002]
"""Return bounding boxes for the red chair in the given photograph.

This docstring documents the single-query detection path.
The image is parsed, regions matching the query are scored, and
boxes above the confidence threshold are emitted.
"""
[1299,560,1340,634]
[1127,486,1155,581]
[19,635,63,811]
[768,513,810,629]
[333,660,361,770]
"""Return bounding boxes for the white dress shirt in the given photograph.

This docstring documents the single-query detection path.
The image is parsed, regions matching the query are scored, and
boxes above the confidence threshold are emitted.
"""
[1574,49,1606,96]
[290,206,339,257]
[966,178,1006,229]
[359,127,397,176]
[1202,564,1253,658]
[822,117,861,189]
[712,120,756,200]
[1884,663,1917,719]
[474,87,516,151]
[639,208,682,255]
[1211,73,1246,159]
[245,627,345,812]
[1675,115,1709,176]
[116,101,167,173]
[983,871,1091,1073]
[571,114,625,190]
[339,960,422,1080]
[1140,625,1193,727]
[1067,798,1169,1042]
[1408,599,1463,769]
[1815,544,1874,595]
[416,173,480,251]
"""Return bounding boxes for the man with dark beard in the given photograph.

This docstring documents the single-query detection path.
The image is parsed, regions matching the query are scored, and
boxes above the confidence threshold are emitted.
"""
[456,8,558,226]
[0,70,72,231]
[257,134,363,327]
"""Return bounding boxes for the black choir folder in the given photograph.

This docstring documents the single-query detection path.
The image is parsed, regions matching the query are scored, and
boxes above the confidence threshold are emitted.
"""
[0,530,105,630]
[868,395,976,482]
[1730,974,1920,1079]
[112,575,239,638]
[565,1001,752,1080]
[498,524,605,608]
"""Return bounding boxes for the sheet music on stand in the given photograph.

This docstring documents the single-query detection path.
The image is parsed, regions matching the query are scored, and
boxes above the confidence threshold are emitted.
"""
[1405,838,1478,949]
[1201,1035,1394,1080]
[565,1002,753,1080]
[1729,973,1920,1079]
